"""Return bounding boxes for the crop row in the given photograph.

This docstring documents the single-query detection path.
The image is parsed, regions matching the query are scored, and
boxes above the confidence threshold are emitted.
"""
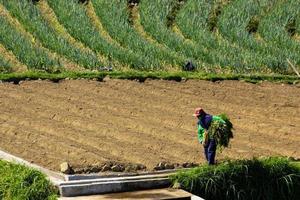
[139,0,300,74]
[217,0,295,73]
[257,0,300,66]
[1,0,103,70]
[175,0,270,73]
[91,0,185,70]
[0,0,299,74]
[139,0,210,70]
[0,13,59,72]
[47,0,147,70]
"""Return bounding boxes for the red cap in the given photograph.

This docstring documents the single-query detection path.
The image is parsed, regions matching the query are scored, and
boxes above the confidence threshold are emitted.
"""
[193,107,204,117]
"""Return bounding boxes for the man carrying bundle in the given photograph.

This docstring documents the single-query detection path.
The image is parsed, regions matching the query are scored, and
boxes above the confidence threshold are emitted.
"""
[193,108,233,165]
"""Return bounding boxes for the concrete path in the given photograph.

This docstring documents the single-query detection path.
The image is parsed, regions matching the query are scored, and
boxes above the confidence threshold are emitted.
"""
[58,188,204,200]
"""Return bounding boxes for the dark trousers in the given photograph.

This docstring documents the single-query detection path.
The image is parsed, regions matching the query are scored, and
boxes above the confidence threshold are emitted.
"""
[204,139,216,165]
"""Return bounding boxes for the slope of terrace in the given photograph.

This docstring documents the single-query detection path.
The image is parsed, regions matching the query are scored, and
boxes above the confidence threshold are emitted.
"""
[47,0,146,70]
[1,0,92,71]
[0,3,60,72]
[217,0,292,73]
[85,2,124,50]
[0,1,81,71]
[91,0,184,70]
[37,0,103,70]
[0,43,27,72]
[258,0,300,65]
[0,0,299,74]
[139,0,208,69]
[128,2,186,67]
[175,0,272,73]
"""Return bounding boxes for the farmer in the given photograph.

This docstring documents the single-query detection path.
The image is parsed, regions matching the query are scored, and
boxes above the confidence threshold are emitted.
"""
[193,107,225,165]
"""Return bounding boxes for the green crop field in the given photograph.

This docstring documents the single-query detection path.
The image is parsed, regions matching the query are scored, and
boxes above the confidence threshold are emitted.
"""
[0,0,299,76]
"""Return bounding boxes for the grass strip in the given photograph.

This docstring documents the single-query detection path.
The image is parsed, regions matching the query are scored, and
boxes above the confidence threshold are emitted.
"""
[171,157,300,200]
[0,71,298,84]
[0,160,58,200]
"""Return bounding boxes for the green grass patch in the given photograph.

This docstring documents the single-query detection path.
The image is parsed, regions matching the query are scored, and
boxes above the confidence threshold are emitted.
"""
[0,160,58,200]
[171,157,300,200]
[0,71,299,84]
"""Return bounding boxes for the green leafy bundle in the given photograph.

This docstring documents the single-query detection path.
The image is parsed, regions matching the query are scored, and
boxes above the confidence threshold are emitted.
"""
[208,113,233,150]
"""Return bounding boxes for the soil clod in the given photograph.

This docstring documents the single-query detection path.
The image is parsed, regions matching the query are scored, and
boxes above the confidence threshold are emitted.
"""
[60,162,74,174]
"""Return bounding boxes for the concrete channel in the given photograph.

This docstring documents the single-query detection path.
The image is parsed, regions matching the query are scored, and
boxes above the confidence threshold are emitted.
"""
[0,149,204,199]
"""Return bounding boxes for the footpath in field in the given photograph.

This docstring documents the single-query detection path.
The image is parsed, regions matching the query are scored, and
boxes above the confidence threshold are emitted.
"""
[0,79,299,172]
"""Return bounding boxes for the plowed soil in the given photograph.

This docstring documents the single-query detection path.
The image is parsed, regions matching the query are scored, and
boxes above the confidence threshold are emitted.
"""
[0,79,299,172]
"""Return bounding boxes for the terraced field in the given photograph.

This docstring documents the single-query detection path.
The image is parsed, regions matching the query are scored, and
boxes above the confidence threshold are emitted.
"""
[0,79,299,172]
[0,0,299,74]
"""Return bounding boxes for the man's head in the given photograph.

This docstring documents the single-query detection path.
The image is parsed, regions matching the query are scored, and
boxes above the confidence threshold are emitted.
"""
[193,107,205,118]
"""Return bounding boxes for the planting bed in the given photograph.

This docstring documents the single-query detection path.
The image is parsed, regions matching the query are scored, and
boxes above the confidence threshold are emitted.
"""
[0,79,299,173]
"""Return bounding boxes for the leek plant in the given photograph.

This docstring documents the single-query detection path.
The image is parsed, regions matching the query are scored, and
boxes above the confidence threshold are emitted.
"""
[0,16,60,72]
[47,0,145,70]
[0,0,103,70]
[92,0,185,70]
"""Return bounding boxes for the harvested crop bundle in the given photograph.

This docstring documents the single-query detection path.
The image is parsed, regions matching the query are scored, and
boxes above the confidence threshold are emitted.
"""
[208,113,233,151]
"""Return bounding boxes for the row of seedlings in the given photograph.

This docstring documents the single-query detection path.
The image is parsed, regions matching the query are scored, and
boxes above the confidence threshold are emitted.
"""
[91,0,186,70]
[47,0,146,70]
[217,0,291,74]
[1,0,103,70]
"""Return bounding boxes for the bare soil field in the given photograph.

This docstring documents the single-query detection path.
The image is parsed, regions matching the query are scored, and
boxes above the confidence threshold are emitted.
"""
[0,79,299,172]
